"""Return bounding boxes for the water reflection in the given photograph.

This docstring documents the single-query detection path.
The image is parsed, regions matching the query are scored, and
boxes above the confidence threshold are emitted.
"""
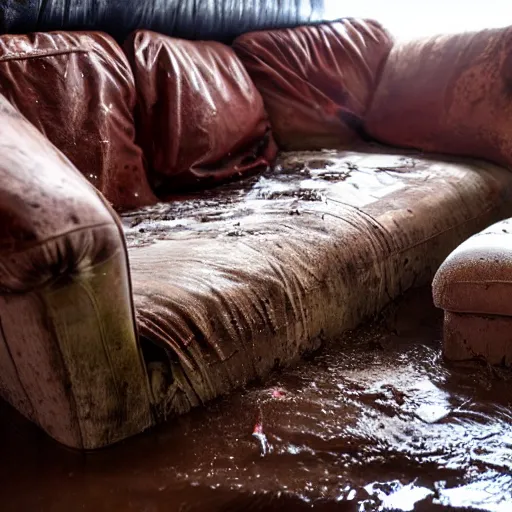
[365,481,434,510]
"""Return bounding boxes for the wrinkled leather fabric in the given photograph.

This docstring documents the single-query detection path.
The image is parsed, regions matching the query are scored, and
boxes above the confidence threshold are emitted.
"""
[433,219,512,317]
[0,0,331,42]
[365,26,512,170]
[233,20,393,151]
[125,31,277,194]
[0,93,153,449]
[0,31,157,211]
[123,148,512,418]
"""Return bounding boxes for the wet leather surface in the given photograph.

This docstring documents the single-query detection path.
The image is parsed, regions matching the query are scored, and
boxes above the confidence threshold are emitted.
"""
[0,31,157,211]
[0,0,331,43]
[233,20,393,151]
[122,146,512,418]
[365,26,512,170]
[125,31,277,195]
[433,219,512,316]
[0,93,152,449]
[443,311,512,365]
[0,93,117,291]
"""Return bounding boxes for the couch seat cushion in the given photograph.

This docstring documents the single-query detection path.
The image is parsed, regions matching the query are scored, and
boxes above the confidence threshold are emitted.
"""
[433,218,512,316]
[122,147,512,417]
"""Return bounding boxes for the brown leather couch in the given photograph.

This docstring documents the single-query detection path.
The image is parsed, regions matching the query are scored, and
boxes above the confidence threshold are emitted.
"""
[1,20,512,449]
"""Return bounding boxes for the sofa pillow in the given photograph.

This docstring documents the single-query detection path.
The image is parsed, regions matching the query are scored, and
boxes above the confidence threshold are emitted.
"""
[365,26,512,170]
[124,30,277,194]
[0,31,157,211]
[233,19,393,151]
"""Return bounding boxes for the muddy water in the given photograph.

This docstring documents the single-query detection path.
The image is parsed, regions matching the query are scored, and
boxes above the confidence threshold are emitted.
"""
[1,288,511,511]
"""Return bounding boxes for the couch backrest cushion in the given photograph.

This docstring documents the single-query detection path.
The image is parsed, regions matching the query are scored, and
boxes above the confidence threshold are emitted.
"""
[0,31,157,211]
[365,26,512,170]
[124,30,277,195]
[233,19,393,151]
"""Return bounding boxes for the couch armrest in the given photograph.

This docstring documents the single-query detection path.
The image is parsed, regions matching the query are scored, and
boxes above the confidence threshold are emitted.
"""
[0,96,153,449]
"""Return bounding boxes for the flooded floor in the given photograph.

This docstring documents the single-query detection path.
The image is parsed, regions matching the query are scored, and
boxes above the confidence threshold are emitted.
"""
[1,288,511,511]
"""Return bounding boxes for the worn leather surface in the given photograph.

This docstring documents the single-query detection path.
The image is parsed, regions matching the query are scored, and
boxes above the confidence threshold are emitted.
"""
[442,311,512,366]
[0,31,157,211]
[0,94,152,448]
[125,31,277,195]
[0,0,330,42]
[433,219,512,317]
[233,20,393,151]
[123,147,512,418]
[365,26,512,170]
[0,93,117,291]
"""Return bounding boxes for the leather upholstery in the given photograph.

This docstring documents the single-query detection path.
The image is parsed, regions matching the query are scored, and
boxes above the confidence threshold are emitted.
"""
[0,94,153,449]
[233,20,393,150]
[366,26,512,170]
[122,148,512,418]
[125,30,277,195]
[433,219,512,317]
[442,311,512,365]
[2,12,512,447]
[0,0,331,43]
[433,217,512,366]
[0,31,157,211]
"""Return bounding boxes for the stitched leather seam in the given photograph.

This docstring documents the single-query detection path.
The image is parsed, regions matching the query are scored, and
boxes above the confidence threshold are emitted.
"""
[0,47,91,63]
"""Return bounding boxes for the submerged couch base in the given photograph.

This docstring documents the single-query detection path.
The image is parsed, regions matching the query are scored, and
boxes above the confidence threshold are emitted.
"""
[122,146,512,419]
[442,311,512,365]
[433,218,512,366]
